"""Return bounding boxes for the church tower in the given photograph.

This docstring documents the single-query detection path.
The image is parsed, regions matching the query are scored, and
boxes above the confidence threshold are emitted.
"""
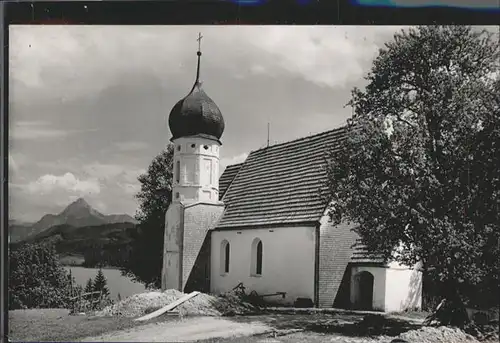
[168,33,225,204]
[162,34,226,292]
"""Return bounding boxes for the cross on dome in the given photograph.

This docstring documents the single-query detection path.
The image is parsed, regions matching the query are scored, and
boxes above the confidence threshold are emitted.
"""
[197,32,203,54]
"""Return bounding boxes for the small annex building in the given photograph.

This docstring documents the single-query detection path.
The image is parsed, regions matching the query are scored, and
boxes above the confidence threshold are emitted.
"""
[161,43,422,312]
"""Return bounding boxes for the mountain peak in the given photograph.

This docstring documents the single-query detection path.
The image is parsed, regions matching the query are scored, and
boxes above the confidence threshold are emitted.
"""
[14,198,138,242]
[72,197,90,207]
[61,197,102,218]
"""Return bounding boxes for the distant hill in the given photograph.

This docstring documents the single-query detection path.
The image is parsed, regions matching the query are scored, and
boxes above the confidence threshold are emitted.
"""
[8,220,35,243]
[9,198,137,243]
[11,221,138,268]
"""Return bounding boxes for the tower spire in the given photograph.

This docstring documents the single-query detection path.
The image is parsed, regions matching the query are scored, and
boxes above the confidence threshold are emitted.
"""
[195,32,203,85]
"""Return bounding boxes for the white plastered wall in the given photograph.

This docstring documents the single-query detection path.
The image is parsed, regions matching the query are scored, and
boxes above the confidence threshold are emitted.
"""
[162,203,184,291]
[350,262,422,312]
[384,261,422,312]
[172,136,221,204]
[210,226,316,305]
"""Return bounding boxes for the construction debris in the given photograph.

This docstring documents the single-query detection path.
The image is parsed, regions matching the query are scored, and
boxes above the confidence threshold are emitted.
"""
[135,291,200,322]
[95,289,258,318]
[395,326,478,343]
[95,289,183,317]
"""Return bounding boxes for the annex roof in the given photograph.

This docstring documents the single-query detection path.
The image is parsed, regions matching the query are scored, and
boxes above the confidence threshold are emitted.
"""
[350,238,386,264]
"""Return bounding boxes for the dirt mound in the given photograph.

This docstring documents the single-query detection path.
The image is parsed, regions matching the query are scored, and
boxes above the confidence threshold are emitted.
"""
[394,326,478,343]
[96,289,258,318]
[95,289,183,317]
[210,292,259,316]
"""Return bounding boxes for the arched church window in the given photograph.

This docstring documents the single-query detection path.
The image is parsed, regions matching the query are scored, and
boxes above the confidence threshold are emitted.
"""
[256,241,263,275]
[251,238,263,276]
[220,240,230,274]
[177,145,181,151]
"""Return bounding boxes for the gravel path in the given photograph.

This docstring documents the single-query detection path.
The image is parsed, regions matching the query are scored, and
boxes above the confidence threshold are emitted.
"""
[78,316,273,342]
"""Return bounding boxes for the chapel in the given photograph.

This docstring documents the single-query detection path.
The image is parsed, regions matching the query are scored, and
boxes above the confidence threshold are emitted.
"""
[161,37,422,312]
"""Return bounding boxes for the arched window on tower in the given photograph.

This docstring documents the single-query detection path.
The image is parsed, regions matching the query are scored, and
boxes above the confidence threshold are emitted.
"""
[175,161,180,183]
[220,240,230,274]
[251,238,263,276]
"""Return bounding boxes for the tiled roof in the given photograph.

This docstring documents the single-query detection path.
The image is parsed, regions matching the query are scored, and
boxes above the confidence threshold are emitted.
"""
[216,126,348,229]
[350,238,386,264]
[218,163,243,200]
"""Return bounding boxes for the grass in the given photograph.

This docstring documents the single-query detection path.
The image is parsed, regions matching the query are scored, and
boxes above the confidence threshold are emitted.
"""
[196,331,372,343]
[9,307,428,342]
[8,308,178,342]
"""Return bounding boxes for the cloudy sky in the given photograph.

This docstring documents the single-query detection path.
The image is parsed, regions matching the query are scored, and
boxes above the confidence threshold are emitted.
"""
[9,25,412,222]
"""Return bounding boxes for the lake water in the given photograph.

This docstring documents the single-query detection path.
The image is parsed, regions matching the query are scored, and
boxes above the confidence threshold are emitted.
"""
[65,266,147,300]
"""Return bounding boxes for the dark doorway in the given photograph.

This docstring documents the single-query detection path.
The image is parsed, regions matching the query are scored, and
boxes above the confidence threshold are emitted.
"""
[354,271,374,310]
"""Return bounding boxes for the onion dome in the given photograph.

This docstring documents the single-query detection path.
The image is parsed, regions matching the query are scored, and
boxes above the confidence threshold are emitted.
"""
[168,34,225,142]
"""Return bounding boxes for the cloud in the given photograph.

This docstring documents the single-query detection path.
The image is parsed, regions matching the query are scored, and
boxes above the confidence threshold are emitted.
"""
[83,162,145,181]
[122,169,146,183]
[8,153,29,183]
[10,121,99,140]
[21,172,100,195]
[233,26,399,88]
[220,153,249,175]
[118,182,141,196]
[83,163,124,180]
[7,25,427,220]
[11,121,68,140]
[9,154,19,172]
[82,162,144,197]
[10,26,411,104]
[113,141,149,152]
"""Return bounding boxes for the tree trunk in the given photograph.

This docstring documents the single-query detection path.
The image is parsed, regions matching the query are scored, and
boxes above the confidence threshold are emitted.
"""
[424,279,470,327]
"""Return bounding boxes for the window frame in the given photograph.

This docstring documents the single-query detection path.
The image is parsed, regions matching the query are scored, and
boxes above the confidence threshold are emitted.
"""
[220,240,230,275]
[250,238,263,277]
[175,160,180,184]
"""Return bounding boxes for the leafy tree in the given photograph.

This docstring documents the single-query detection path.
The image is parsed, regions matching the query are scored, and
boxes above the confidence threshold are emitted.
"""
[9,242,79,309]
[326,26,499,326]
[93,268,110,298]
[84,277,94,294]
[121,145,174,288]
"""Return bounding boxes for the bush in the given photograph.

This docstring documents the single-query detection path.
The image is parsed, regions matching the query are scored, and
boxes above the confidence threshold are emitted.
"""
[9,242,79,309]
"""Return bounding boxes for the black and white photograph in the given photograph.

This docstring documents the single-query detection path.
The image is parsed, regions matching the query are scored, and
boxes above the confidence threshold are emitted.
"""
[6,24,499,342]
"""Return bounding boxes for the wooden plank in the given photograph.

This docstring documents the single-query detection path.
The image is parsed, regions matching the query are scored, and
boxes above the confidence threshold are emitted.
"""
[134,291,200,322]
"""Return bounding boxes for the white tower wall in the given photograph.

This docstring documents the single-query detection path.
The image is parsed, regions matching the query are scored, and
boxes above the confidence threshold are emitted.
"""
[163,134,223,291]
[171,135,221,204]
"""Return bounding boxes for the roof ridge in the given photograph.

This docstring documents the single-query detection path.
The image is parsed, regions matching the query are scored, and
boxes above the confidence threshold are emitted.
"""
[252,125,347,154]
